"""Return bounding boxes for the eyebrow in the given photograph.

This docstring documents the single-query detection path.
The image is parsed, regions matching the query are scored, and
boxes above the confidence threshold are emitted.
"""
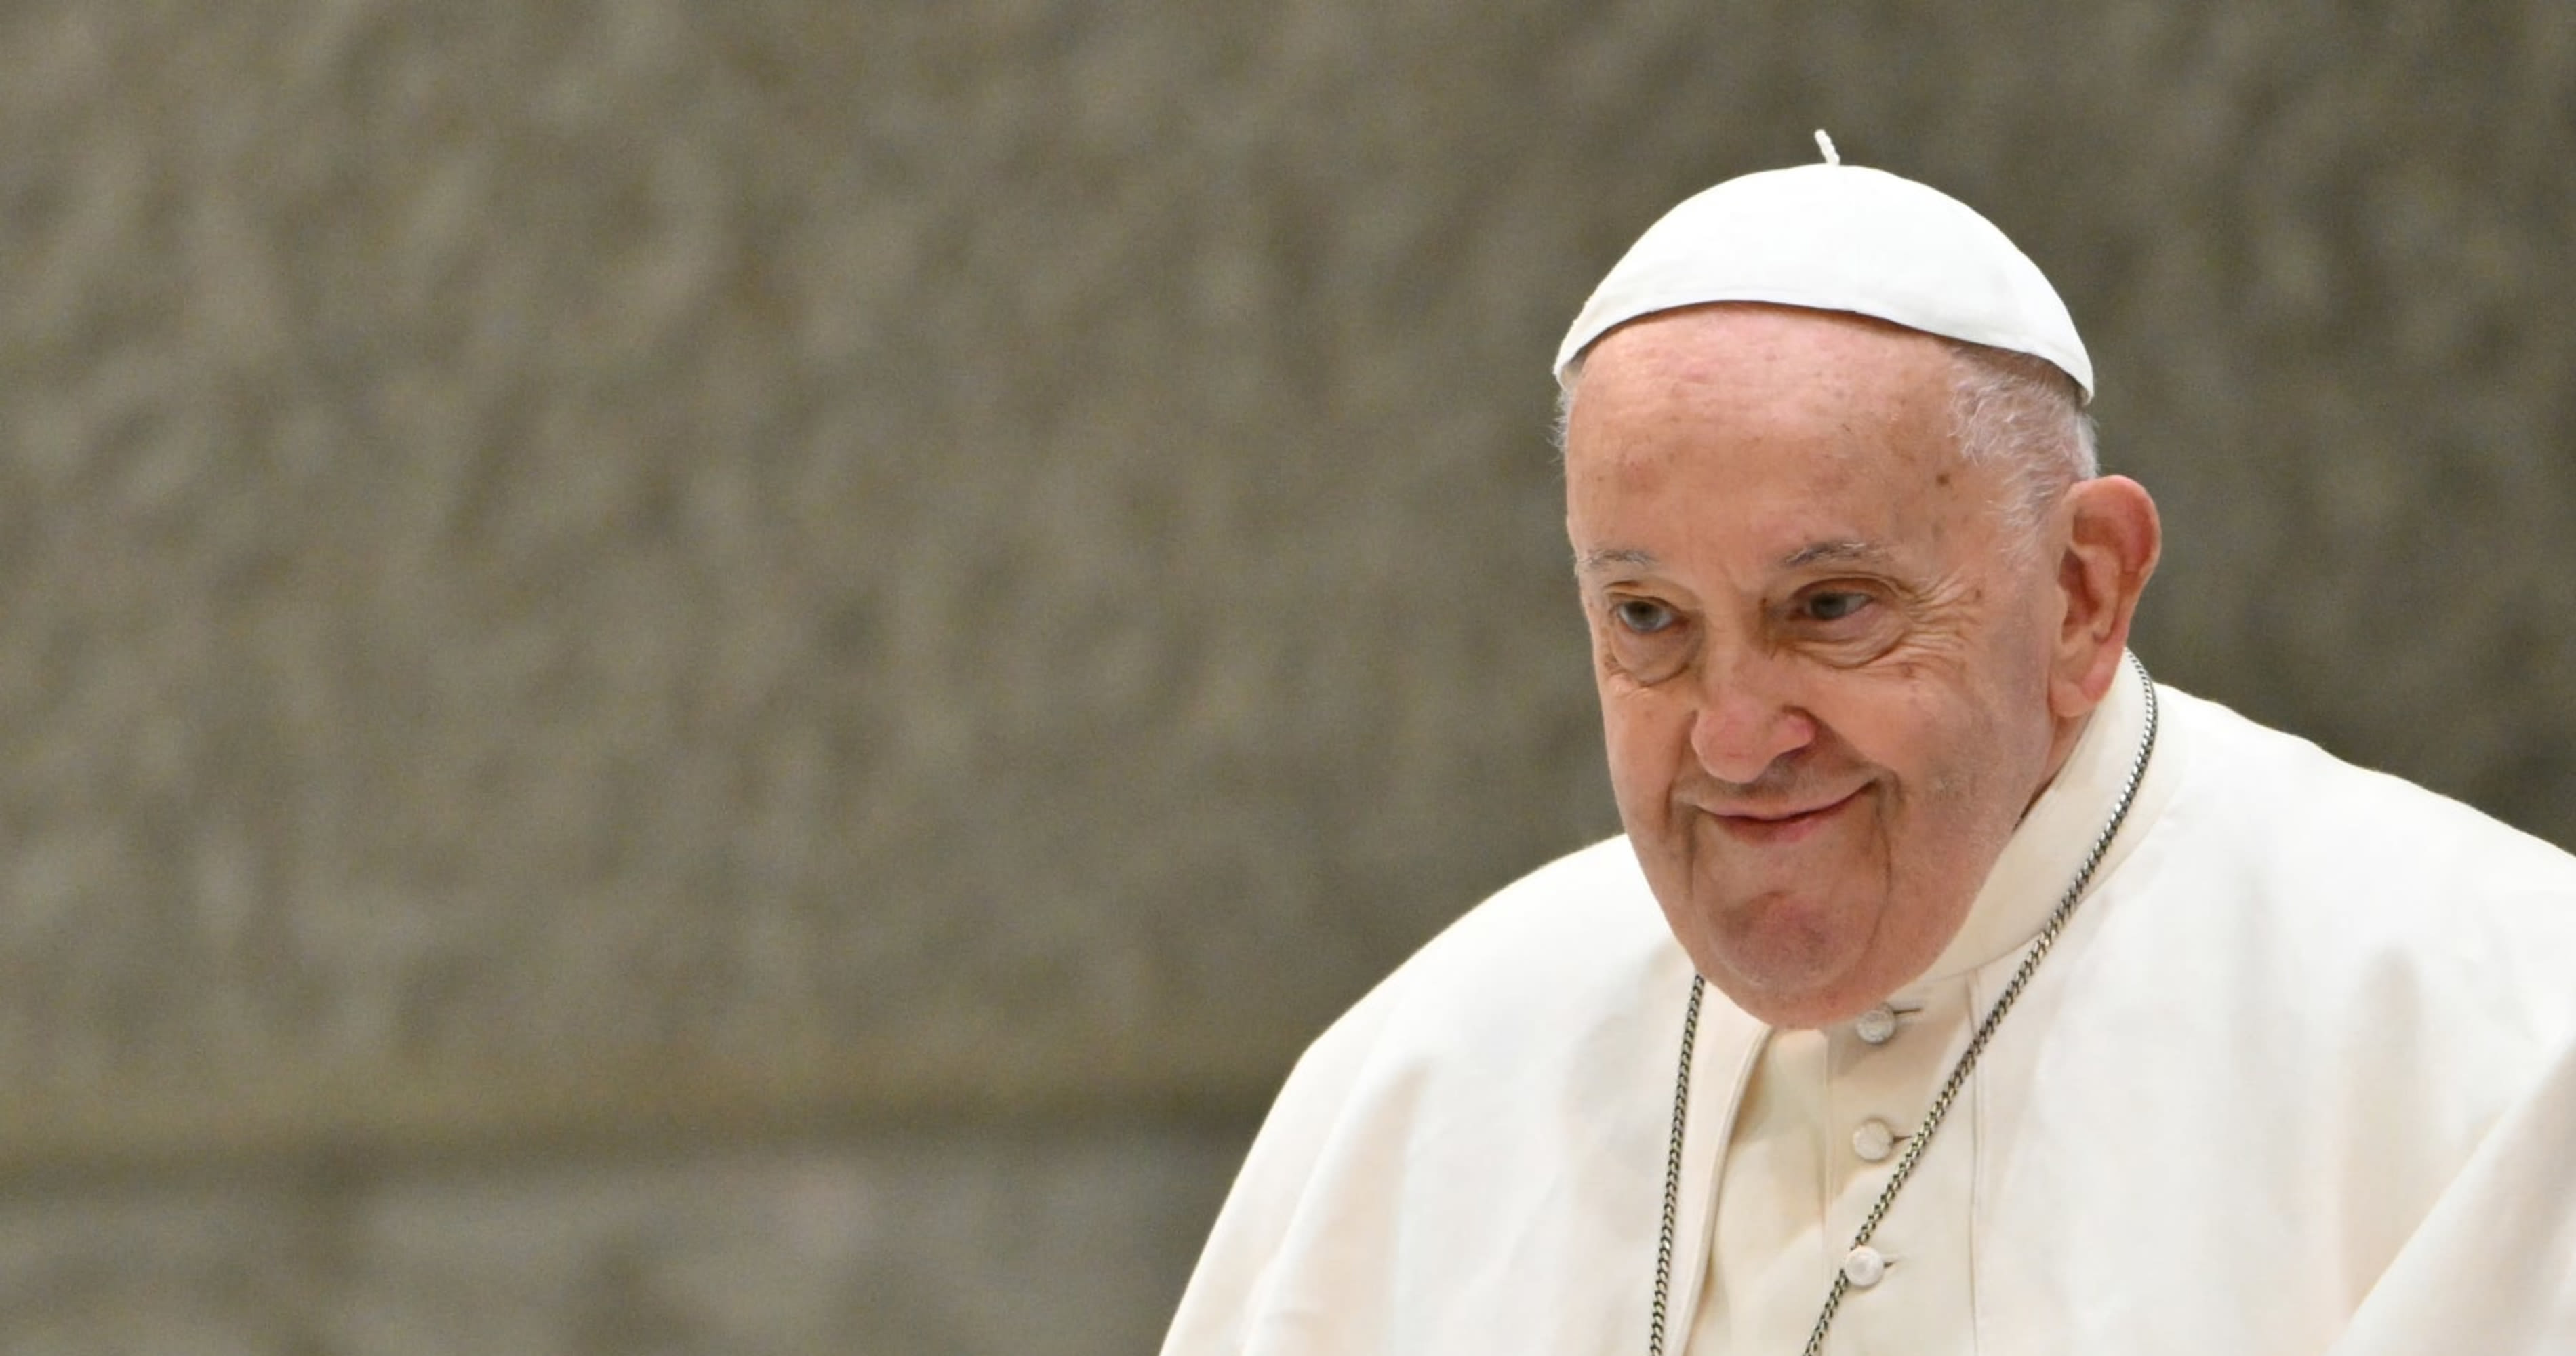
[1780,539,1897,570]
[1576,540,1897,575]
[1573,546,1659,574]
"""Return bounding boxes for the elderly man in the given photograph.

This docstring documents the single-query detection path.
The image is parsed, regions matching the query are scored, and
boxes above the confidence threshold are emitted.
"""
[1162,147,2576,1354]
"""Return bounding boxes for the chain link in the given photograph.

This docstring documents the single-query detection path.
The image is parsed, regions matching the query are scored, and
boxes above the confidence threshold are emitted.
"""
[1646,976,1706,1356]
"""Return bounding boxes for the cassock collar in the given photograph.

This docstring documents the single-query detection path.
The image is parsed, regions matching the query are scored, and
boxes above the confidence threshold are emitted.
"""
[1902,654,2156,992]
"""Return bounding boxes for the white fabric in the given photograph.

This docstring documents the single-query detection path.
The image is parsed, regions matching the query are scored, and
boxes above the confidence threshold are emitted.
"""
[1161,677,2576,1353]
[1553,162,2095,400]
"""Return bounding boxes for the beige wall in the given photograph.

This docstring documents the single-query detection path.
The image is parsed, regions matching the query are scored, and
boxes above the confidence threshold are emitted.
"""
[0,1,2569,1349]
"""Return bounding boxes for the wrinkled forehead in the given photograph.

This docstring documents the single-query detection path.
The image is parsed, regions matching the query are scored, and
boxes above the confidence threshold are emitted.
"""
[1562,306,2024,573]
[1566,304,1964,452]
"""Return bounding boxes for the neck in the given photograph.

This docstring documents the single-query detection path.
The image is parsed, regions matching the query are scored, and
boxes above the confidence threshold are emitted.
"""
[2020,704,2100,821]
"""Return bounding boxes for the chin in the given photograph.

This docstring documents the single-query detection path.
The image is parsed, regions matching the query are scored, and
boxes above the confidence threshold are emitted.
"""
[1670,889,1887,1029]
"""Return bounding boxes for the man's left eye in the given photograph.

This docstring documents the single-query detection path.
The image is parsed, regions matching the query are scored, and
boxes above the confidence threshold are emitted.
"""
[1804,591,1871,622]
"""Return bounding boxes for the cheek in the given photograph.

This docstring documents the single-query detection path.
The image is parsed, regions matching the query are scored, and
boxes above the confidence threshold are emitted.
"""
[1596,690,1689,812]
[1803,681,1946,774]
[1807,681,2015,831]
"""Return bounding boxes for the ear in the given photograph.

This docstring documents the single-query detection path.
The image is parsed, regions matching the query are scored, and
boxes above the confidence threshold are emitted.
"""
[2049,475,2161,719]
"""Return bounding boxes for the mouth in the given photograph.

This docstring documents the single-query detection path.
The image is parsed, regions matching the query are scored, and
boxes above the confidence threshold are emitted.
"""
[1704,786,1865,844]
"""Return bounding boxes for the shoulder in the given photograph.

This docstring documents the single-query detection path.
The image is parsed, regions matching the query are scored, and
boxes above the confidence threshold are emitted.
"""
[2158,684,2576,906]
[2118,683,2576,1043]
[1384,835,1672,1003]
[1161,837,1693,1351]
[1283,835,1676,1094]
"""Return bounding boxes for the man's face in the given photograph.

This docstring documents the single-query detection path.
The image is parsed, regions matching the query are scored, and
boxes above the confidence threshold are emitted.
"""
[1563,305,2067,1028]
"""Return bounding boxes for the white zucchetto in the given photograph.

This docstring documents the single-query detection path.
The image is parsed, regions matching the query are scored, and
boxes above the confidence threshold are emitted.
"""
[1554,151,2093,401]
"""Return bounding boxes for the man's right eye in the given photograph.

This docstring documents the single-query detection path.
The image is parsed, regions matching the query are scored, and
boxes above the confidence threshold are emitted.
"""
[1612,599,1677,634]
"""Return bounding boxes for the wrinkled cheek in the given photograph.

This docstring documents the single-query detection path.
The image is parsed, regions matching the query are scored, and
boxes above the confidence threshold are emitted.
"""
[1611,784,1680,869]
[1598,730,1672,837]
[1601,757,1686,872]
[1602,686,1692,787]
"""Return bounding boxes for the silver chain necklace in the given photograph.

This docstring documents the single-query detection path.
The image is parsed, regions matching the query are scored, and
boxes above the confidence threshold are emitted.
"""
[1645,658,2159,1356]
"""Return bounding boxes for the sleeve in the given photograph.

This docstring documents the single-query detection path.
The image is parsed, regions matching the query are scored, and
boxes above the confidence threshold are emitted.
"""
[2326,1031,2576,1355]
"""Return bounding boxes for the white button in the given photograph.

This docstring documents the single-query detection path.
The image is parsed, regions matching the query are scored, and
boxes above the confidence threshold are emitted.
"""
[1854,1005,1899,1044]
[1842,1245,1887,1288]
[1851,1118,1897,1163]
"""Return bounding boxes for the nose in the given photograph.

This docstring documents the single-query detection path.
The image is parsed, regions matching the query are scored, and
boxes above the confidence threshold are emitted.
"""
[1689,658,1818,785]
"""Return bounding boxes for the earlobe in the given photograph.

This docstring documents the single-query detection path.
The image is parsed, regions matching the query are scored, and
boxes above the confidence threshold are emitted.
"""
[2051,476,2162,716]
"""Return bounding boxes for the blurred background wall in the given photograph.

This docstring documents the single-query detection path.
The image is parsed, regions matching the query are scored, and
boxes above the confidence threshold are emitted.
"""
[0,0,2568,1350]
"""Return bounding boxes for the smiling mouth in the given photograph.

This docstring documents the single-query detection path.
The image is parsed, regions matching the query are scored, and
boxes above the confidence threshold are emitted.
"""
[1706,788,1864,843]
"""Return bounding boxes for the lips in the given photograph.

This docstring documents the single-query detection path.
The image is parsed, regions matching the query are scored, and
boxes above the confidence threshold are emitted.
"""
[1703,786,1864,843]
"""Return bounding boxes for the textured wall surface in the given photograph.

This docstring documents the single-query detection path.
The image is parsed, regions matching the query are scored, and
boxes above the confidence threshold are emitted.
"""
[0,1131,1236,1353]
[0,0,2569,1349]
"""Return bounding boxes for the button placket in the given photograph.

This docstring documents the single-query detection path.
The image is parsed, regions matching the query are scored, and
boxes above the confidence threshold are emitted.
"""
[1821,986,1964,1348]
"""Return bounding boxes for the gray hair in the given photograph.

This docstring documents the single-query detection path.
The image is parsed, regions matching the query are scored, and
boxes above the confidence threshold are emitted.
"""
[1944,339,2097,550]
[1551,337,2097,553]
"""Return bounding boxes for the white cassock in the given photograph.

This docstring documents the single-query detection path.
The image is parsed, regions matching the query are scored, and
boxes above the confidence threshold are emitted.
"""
[1161,660,2576,1353]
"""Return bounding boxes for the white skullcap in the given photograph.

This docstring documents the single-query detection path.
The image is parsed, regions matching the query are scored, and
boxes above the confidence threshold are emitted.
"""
[1554,151,2093,401]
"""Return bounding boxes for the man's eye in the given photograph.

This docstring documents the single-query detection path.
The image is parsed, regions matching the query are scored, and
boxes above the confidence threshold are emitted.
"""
[1804,591,1872,622]
[1612,599,1678,634]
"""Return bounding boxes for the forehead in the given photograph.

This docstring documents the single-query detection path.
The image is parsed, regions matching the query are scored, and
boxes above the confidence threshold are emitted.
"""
[1564,305,1984,572]
[1569,304,1959,458]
